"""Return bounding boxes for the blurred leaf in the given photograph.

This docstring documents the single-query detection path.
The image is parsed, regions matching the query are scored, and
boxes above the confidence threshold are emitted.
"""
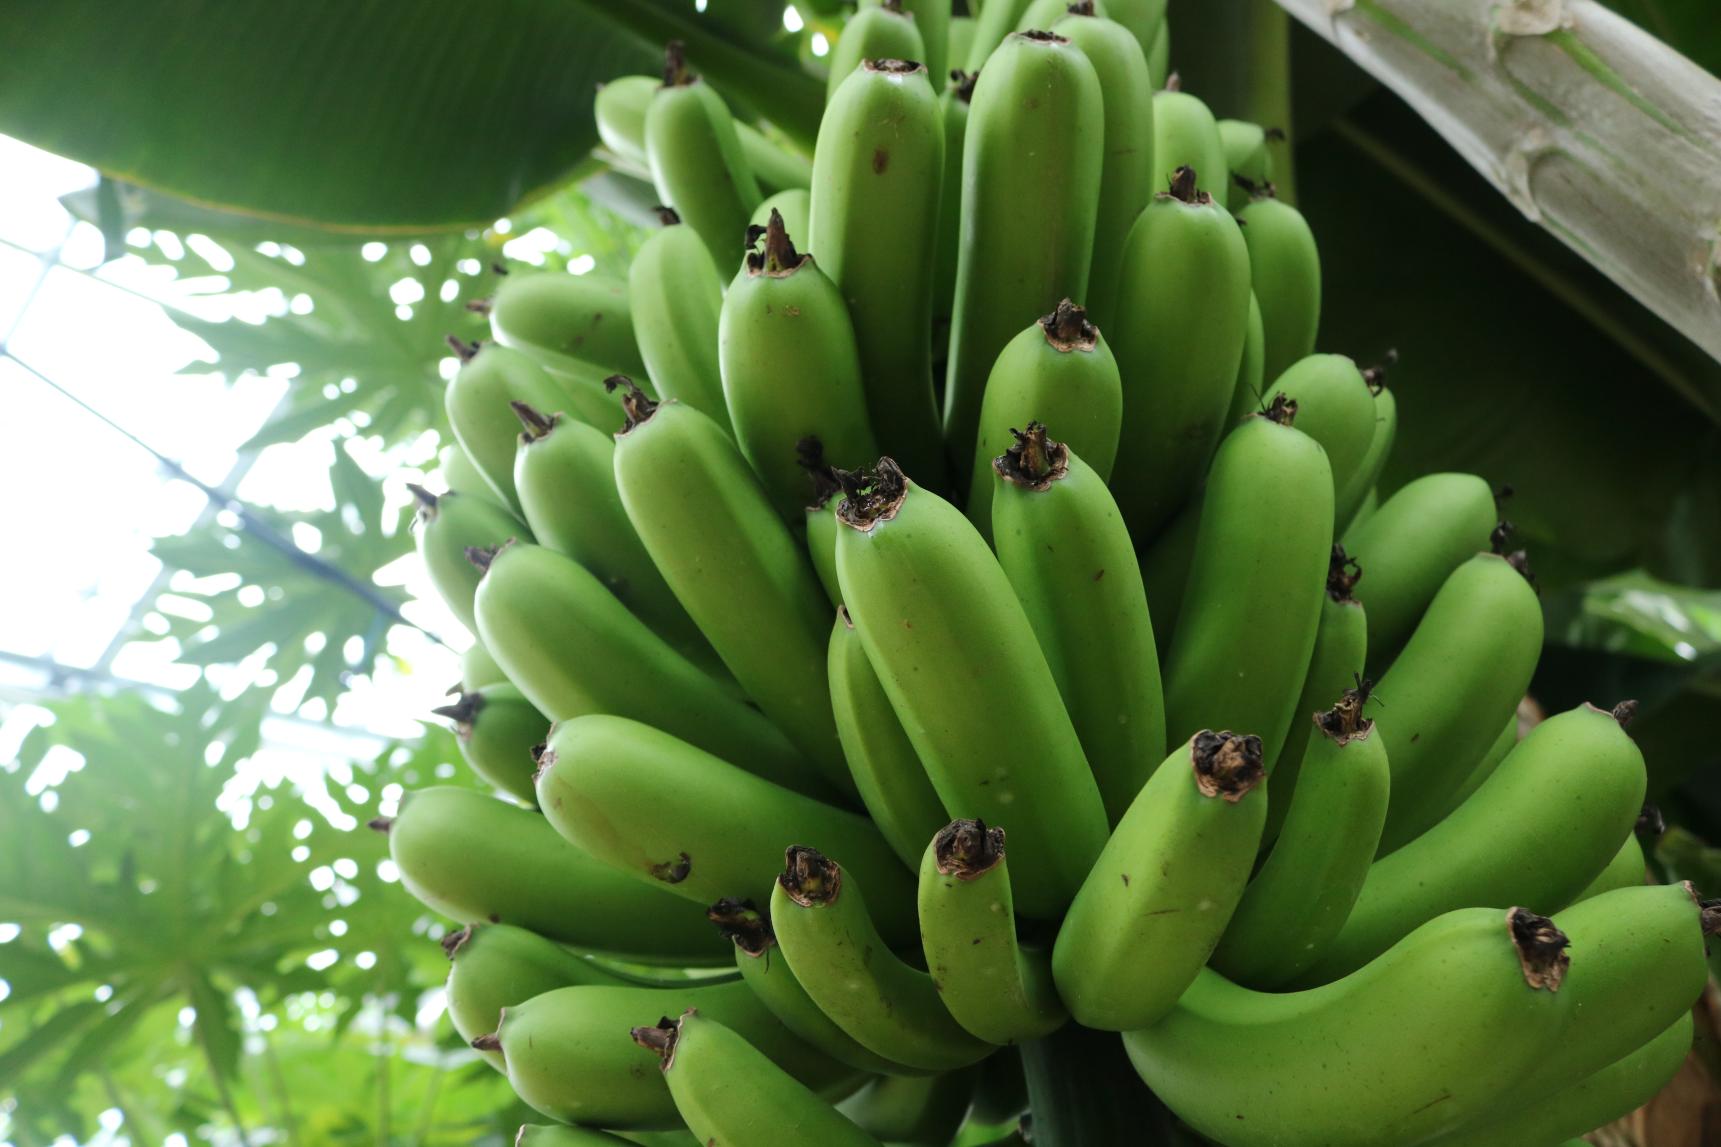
[1548,571,1721,665]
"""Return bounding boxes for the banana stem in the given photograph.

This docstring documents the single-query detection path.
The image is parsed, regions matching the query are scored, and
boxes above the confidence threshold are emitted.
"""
[1272,0,1721,369]
[1019,1023,1181,1146]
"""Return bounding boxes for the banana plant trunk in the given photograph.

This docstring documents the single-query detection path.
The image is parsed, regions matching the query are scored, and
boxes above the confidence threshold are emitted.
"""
[1273,0,1721,366]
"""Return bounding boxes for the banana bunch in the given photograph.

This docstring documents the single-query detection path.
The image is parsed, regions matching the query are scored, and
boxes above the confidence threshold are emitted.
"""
[378,6,1716,1145]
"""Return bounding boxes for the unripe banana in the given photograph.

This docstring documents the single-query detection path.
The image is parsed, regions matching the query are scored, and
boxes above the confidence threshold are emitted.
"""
[1098,0,1169,56]
[374,787,725,963]
[487,269,647,381]
[610,386,853,796]
[438,440,500,507]
[1426,1012,1693,1147]
[917,821,1067,1043]
[708,897,913,1075]
[471,541,809,792]
[511,402,717,671]
[1302,702,1646,983]
[632,1011,882,1146]
[834,460,1109,919]
[1106,167,1253,541]
[826,3,926,103]
[1161,400,1332,770]
[1146,19,1170,88]
[646,43,763,271]
[535,716,913,939]
[932,72,976,327]
[771,846,998,1071]
[1339,472,1498,664]
[409,485,530,633]
[1335,382,1397,531]
[943,31,1103,480]
[443,922,629,1070]
[967,300,1123,538]
[432,683,547,805]
[749,187,811,243]
[1218,118,1274,213]
[719,211,880,521]
[947,14,976,69]
[964,0,1032,70]
[837,1068,977,1147]
[516,1126,641,1147]
[829,609,947,869]
[810,59,948,490]
[991,426,1164,822]
[803,453,844,606]
[457,637,508,691]
[1052,731,1267,1030]
[738,131,815,196]
[1432,712,1517,824]
[1240,189,1323,384]
[1052,6,1154,334]
[1371,553,1543,853]
[485,979,854,1129]
[1573,832,1645,902]
[1151,83,1226,199]
[1260,354,1379,512]
[1017,0,1106,31]
[595,75,658,172]
[627,209,730,432]
[443,341,591,513]
[1260,548,1368,847]
[1221,291,1266,427]
[1348,484,1381,529]
[1211,688,1389,988]
[1123,906,1577,1147]
[858,0,951,92]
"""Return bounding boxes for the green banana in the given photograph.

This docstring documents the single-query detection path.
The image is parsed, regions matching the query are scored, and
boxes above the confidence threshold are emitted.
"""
[1211,687,1389,989]
[1052,6,1154,334]
[967,300,1123,538]
[917,820,1067,1043]
[826,3,927,103]
[1335,379,1397,531]
[771,846,998,1072]
[610,385,853,796]
[1052,731,1267,1030]
[595,75,659,173]
[457,637,508,691]
[1302,702,1647,983]
[443,922,630,1070]
[1260,354,1380,514]
[632,1010,882,1146]
[1260,547,1368,847]
[749,187,811,243]
[1218,118,1274,213]
[1433,712,1518,825]
[516,1126,640,1147]
[484,979,853,1130]
[1371,553,1543,854]
[858,0,951,92]
[1240,189,1323,384]
[964,0,1032,69]
[738,130,815,196]
[1573,832,1645,902]
[1160,399,1333,769]
[837,1068,977,1146]
[810,59,948,490]
[1098,0,1169,56]
[409,485,530,633]
[1340,471,1498,664]
[707,897,912,1075]
[947,15,975,70]
[932,72,975,327]
[1426,1012,1693,1147]
[646,43,763,271]
[628,209,730,432]
[1348,484,1381,530]
[1222,291,1266,427]
[443,340,590,513]
[1123,906,1577,1147]
[1146,19,1169,89]
[1106,166,1253,542]
[471,541,809,791]
[535,716,914,939]
[486,269,646,381]
[834,460,1109,919]
[829,609,947,870]
[990,425,1164,823]
[374,786,725,964]
[803,451,844,606]
[943,30,1103,481]
[1017,0,1106,30]
[511,401,717,671]
[438,440,500,507]
[432,683,547,805]
[1151,82,1226,199]
[719,210,880,520]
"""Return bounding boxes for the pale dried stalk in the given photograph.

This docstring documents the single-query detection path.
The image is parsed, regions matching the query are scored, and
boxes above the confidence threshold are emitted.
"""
[1275,0,1721,364]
